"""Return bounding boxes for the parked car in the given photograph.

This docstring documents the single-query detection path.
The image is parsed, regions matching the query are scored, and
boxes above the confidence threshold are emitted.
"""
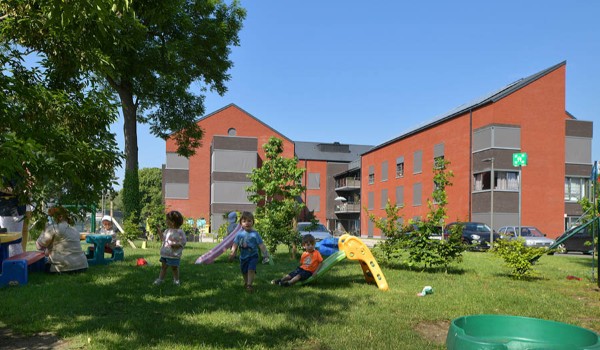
[297,222,333,242]
[497,226,555,248]
[444,222,500,250]
[404,223,443,240]
[558,226,594,254]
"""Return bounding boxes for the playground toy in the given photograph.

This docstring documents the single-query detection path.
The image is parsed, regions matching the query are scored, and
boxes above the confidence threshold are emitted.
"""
[85,234,124,265]
[195,224,241,264]
[299,234,389,291]
[446,314,600,349]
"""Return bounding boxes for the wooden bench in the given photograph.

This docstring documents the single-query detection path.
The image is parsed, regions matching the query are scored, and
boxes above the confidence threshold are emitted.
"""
[0,251,46,287]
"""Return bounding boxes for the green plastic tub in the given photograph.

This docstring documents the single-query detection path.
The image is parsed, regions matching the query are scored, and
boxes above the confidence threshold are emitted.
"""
[446,315,600,350]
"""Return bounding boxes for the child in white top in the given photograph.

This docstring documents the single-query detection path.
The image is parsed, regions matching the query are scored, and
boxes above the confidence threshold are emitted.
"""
[154,211,186,286]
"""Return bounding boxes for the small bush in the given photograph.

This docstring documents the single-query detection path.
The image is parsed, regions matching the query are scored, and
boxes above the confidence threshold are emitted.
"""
[491,238,548,279]
[121,217,140,242]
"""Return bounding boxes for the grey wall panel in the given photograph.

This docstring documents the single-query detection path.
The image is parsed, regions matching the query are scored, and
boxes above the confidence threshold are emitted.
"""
[165,183,189,199]
[381,161,388,181]
[163,168,189,183]
[211,172,252,182]
[473,127,492,152]
[565,137,592,164]
[211,182,253,204]
[565,164,593,177]
[493,126,520,149]
[212,150,257,172]
[566,120,593,138]
[212,136,258,151]
[368,192,374,210]
[166,153,189,169]
[434,143,445,157]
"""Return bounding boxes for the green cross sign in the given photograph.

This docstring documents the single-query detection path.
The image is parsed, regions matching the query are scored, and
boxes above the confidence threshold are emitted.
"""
[513,152,528,167]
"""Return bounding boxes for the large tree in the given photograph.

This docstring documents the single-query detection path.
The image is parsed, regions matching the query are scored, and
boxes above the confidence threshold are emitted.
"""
[0,44,122,218]
[1,0,246,221]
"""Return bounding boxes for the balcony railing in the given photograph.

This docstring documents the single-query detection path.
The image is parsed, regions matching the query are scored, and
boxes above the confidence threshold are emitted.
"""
[335,177,361,190]
[335,202,361,213]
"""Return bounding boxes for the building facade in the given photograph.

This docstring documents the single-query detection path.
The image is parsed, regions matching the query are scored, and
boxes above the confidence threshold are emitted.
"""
[360,62,593,239]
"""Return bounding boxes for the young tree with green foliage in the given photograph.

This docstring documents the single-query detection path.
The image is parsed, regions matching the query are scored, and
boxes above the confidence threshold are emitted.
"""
[369,159,465,272]
[1,0,246,223]
[247,137,306,256]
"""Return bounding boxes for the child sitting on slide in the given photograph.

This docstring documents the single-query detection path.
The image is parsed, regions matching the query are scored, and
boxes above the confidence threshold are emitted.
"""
[271,233,323,287]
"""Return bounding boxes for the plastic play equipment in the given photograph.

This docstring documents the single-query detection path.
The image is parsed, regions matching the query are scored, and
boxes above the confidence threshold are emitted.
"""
[446,314,600,349]
[85,234,124,265]
[299,234,389,291]
[548,217,598,253]
[0,232,46,287]
[195,224,241,264]
[316,237,339,257]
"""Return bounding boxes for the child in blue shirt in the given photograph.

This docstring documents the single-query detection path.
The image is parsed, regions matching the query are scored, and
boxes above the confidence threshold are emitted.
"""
[229,211,269,293]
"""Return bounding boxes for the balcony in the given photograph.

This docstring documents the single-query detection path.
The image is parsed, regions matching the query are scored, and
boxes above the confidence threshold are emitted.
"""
[335,202,361,214]
[335,177,361,191]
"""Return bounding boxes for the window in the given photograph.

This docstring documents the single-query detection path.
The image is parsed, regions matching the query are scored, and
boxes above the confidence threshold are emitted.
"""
[381,189,388,208]
[434,156,445,169]
[367,192,374,210]
[473,171,519,191]
[413,150,422,174]
[396,156,404,178]
[434,143,445,169]
[496,171,519,191]
[413,182,422,206]
[307,195,320,212]
[308,173,320,189]
[565,177,590,202]
[395,186,404,207]
[368,166,375,184]
[228,128,237,136]
[381,161,388,181]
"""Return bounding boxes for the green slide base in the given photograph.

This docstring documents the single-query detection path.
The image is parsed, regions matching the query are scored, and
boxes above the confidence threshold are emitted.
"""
[298,250,346,286]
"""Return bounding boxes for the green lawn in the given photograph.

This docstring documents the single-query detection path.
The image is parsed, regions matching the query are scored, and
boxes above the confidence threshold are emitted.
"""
[1,240,599,350]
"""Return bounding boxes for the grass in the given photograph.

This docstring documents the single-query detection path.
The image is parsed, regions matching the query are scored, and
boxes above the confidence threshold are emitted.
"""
[1,240,599,349]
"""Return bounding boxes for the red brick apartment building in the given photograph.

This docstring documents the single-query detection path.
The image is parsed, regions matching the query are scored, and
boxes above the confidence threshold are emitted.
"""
[163,104,371,231]
[360,61,594,239]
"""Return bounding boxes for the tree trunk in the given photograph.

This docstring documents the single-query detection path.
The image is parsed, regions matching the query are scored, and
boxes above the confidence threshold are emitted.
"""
[112,78,141,222]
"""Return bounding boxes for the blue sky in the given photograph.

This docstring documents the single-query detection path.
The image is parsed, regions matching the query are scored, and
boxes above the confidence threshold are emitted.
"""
[112,0,600,185]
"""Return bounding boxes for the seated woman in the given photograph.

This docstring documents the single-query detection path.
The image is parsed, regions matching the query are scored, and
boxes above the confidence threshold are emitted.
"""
[36,206,88,273]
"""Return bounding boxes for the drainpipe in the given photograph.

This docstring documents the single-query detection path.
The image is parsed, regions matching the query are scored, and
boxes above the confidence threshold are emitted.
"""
[468,109,473,221]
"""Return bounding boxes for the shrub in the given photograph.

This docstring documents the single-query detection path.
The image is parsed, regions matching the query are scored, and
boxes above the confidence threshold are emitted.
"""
[491,238,548,279]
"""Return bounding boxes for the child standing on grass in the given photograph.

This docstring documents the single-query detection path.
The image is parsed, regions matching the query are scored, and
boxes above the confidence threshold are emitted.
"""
[228,211,269,293]
[154,211,186,286]
[272,234,323,287]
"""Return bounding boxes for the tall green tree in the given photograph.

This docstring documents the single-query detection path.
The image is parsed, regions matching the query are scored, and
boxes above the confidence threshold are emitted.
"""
[1,0,246,222]
[247,137,306,255]
[0,44,122,219]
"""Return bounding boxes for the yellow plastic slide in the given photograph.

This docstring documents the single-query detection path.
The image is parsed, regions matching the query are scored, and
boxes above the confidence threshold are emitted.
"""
[338,234,389,291]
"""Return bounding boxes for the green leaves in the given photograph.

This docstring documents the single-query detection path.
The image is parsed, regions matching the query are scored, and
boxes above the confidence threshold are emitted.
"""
[491,238,548,279]
[247,137,306,254]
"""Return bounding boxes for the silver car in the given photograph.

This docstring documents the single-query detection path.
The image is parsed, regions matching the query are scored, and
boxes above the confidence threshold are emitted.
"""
[297,222,333,242]
[497,226,555,248]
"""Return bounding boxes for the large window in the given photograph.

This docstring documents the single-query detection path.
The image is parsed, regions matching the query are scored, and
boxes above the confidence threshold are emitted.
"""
[565,177,591,202]
[473,171,519,191]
